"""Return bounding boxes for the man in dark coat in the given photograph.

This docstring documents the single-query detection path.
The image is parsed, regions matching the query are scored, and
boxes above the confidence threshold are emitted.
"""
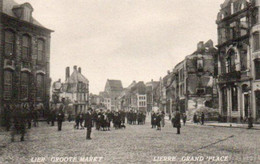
[75,114,80,129]
[156,112,161,130]
[201,112,205,125]
[57,109,65,131]
[174,111,181,134]
[182,113,187,126]
[85,109,92,140]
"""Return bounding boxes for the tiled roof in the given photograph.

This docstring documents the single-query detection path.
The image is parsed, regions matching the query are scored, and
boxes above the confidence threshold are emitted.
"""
[106,80,123,91]
[66,69,89,84]
[2,0,46,28]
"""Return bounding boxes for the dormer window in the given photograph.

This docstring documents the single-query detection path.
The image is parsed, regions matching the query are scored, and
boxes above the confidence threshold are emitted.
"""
[12,3,33,22]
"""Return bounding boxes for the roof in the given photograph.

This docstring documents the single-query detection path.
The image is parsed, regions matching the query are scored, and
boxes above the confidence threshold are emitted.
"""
[66,69,89,84]
[99,91,110,98]
[2,0,50,30]
[106,80,123,92]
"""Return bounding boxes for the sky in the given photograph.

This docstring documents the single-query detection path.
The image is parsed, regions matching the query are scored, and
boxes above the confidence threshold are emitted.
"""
[17,0,223,94]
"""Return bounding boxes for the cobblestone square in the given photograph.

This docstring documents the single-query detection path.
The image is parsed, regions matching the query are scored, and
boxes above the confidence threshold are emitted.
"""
[0,118,259,163]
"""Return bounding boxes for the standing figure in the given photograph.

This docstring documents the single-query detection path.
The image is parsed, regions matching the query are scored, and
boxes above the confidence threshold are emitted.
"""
[248,114,253,129]
[161,111,165,127]
[201,112,205,125]
[182,113,187,126]
[79,113,84,129]
[156,112,161,130]
[174,111,181,134]
[57,108,65,131]
[51,107,56,126]
[151,112,156,128]
[75,114,80,129]
[85,109,92,140]
[193,113,198,124]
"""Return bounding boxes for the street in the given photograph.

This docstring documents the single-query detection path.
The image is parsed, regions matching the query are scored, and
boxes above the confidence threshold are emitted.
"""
[0,118,260,163]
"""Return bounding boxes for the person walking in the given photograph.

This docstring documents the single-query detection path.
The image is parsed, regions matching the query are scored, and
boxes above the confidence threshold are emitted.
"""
[201,112,205,125]
[174,111,181,134]
[85,109,93,140]
[57,107,65,131]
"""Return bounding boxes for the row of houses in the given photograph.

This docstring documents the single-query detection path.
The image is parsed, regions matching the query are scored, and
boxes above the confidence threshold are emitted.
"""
[91,0,260,123]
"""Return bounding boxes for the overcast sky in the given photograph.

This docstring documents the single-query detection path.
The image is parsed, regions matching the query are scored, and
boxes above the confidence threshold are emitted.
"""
[17,0,223,94]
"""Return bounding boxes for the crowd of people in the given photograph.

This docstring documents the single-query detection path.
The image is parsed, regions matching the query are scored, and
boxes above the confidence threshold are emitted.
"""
[73,109,126,131]
[3,103,255,142]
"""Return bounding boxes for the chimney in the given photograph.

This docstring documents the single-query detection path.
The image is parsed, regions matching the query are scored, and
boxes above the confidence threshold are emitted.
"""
[73,65,77,71]
[65,67,70,80]
[78,67,81,73]
[167,70,170,75]
[197,41,204,51]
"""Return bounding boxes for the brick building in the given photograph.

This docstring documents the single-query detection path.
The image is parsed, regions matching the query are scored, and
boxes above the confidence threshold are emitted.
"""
[0,0,53,124]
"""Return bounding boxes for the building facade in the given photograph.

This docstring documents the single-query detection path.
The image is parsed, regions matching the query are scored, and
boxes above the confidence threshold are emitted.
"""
[0,0,53,125]
[171,40,218,114]
[104,79,123,110]
[52,66,89,115]
[216,0,260,122]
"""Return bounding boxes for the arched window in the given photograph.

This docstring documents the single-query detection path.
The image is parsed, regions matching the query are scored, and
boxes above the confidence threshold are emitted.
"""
[21,72,30,100]
[37,39,45,62]
[4,70,13,100]
[36,74,44,99]
[227,49,236,73]
[4,30,15,56]
[22,35,31,60]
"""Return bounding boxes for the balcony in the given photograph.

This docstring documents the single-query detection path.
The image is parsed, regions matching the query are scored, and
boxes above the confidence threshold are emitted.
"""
[218,71,241,84]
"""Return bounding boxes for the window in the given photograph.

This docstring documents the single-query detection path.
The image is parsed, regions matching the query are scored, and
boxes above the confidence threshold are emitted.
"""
[240,49,248,71]
[23,7,32,22]
[255,60,260,80]
[231,3,234,14]
[252,9,258,25]
[253,32,260,51]
[22,35,31,60]
[231,86,238,111]
[4,30,15,56]
[37,39,45,62]
[197,88,205,95]
[4,71,13,100]
[227,50,236,73]
[21,73,29,100]
[197,58,203,72]
[36,74,44,99]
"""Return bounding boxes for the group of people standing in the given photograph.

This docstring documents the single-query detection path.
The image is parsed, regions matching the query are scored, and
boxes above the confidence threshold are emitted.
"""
[126,110,146,125]
[151,111,165,130]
